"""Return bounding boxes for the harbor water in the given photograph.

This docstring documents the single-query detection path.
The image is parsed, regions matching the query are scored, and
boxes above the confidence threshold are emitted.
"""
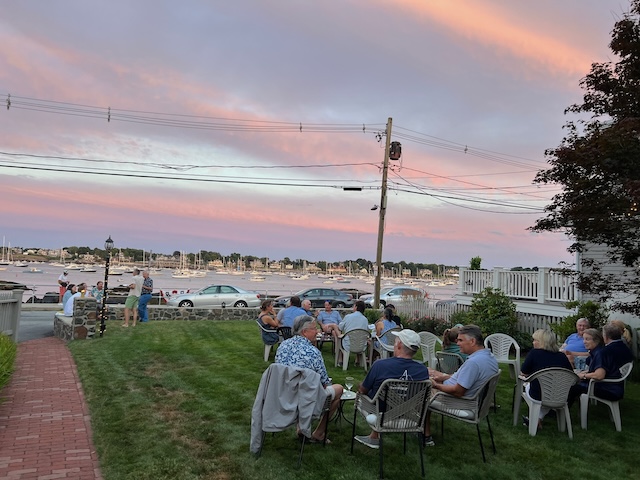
[1,263,459,303]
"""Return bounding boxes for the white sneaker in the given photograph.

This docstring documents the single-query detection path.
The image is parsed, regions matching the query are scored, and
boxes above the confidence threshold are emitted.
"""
[354,435,379,449]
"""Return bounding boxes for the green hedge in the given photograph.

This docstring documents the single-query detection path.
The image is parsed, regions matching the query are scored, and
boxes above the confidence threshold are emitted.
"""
[0,334,17,394]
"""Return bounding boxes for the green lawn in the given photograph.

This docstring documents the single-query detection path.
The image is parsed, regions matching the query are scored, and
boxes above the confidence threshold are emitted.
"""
[68,321,639,480]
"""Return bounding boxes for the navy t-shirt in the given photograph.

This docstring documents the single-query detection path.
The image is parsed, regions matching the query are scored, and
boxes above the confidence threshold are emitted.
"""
[362,357,429,398]
[521,349,572,400]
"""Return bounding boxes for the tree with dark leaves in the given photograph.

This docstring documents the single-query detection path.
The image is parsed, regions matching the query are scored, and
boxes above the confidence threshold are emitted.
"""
[531,1,640,315]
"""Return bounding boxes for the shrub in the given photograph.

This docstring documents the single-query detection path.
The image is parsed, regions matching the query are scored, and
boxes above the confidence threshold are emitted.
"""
[0,334,17,394]
[363,308,381,324]
[467,287,518,336]
[550,300,609,341]
[449,310,470,326]
[404,316,450,336]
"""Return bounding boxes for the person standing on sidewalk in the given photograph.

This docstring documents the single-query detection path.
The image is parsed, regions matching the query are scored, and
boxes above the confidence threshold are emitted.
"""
[58,270,69,303]
[138,270,153,323]
[123,268,143,327]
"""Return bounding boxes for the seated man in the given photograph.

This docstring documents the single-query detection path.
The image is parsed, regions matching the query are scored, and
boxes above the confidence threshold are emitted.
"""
[337,300,369,366]
[354,329,429,449]
[316,301,342,339]
[425,324,499,446]
[275,315,344,443]
[279,296,307,329]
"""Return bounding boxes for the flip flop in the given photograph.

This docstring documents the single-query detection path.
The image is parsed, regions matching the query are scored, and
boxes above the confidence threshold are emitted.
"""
[309,436,331,445]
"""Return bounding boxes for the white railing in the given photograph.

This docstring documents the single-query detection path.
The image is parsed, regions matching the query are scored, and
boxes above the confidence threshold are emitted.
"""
[392,297,466,322]
[0,289,24,341]
[459,267,578,304]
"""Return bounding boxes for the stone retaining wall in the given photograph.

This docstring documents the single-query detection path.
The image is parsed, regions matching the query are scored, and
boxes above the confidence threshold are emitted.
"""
[105,305,261,322]
[54,297,98,341]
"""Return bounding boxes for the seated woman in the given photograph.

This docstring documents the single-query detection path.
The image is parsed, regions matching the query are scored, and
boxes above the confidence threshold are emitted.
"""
[560,317,590,369]
[568,328,625,407]
[375,308,398,345]
[442,327,468,361]
[520,329,572,428]
[609,319,633,347]
[371,308,399,361]
[257,300,280,346]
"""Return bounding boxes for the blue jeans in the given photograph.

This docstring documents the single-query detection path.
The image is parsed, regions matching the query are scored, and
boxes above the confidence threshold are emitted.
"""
[138,293,152,322]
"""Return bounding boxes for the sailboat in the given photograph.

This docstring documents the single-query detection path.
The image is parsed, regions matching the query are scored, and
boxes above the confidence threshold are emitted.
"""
[0,237,12,266]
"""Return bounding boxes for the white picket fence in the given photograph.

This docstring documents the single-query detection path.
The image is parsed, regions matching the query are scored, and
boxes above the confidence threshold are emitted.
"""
[393,296,568,336]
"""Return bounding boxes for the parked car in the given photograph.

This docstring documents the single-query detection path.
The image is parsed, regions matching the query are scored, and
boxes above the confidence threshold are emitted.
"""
[166,284,261,308]
[360,286,427,308]
[274,288,354,309]
[338,287,371,300]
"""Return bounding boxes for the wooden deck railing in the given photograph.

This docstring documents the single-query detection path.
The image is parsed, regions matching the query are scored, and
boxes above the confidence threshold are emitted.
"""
[0,289,24,342]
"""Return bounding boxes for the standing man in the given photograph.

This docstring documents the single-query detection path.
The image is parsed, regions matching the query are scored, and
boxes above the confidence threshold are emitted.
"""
[337,300,369,366]
[58,270,69,303]
[138,270,153,323]
[317,301,342,339]
[123,268,143,327]
[354,329,429,449]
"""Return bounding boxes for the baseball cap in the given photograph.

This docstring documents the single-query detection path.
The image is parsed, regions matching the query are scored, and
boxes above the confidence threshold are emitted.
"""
[63,270,69,274]
[391,329,420,351]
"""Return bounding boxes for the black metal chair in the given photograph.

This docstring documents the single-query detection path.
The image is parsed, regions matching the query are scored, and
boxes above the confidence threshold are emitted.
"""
[351,379,431,479]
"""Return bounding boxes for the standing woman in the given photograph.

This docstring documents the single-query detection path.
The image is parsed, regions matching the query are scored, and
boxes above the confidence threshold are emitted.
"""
[258,300,279,346]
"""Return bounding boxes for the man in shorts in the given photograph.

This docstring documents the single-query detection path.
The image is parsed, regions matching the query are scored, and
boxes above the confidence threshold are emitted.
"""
[123,268,143,327]
[275,315,343,443]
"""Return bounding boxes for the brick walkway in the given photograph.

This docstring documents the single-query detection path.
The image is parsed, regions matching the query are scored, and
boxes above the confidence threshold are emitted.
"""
[0,337,103,479]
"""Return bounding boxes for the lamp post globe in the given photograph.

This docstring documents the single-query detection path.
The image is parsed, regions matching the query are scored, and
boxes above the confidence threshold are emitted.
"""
[100,236,114,337]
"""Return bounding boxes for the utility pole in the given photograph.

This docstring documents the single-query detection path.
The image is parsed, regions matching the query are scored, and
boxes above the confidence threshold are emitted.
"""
[374,117,393,309]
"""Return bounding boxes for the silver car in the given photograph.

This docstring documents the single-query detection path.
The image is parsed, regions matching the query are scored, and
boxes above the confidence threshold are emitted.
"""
[166,284,261,308]
[361,286,427,308]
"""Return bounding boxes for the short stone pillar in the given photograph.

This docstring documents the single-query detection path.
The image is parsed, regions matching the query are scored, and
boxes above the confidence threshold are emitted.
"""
[73,297,97,339]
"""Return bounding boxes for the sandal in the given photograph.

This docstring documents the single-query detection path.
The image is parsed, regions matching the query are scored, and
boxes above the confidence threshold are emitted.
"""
[309,436,331,444]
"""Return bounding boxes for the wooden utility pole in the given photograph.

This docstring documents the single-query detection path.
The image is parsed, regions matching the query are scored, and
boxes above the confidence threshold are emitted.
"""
[374,117,392,309]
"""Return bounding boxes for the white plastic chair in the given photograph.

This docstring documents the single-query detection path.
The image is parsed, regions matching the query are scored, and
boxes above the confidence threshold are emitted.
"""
[370,327,401,364]
[255,320,279,362]
[521,367,579,439]
[484,333,520,412]
[484,333,521,379]
[418,331,441,368]
[580,362,634,432]
[335,329,370,371]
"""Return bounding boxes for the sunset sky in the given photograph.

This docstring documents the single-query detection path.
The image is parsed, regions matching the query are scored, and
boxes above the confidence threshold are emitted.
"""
[0,1,623,268]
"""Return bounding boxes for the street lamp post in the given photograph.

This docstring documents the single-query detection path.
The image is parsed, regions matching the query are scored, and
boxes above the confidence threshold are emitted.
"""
[100,235,114,337]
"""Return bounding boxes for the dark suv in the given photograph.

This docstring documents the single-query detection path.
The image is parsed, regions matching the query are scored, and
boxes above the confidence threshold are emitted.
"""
[274,288,354,308]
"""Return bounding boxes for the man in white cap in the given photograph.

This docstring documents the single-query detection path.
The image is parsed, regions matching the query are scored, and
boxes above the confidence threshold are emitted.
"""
[58,270,69,303]
[354,329,429,449]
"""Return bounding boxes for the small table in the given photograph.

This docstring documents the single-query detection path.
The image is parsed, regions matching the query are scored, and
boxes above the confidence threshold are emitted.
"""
[333,390,357,426]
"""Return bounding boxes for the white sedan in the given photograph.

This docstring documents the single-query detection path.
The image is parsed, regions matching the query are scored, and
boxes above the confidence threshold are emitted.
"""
[166,284,261,308]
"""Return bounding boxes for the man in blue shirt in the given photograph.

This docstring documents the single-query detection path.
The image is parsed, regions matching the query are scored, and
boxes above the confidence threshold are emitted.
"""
[425,325,499,446]
[280,296,307,329]
[317,301,342,339]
